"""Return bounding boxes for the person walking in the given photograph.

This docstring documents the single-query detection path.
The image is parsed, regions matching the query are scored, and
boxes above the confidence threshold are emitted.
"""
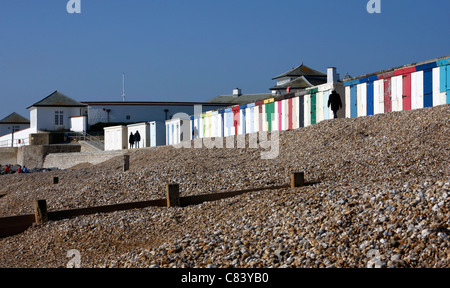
[129,132,135,149]
[134,130,141,148]
[328,89,343,119]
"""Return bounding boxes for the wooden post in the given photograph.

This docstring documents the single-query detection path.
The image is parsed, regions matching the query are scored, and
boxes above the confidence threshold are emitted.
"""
[34,199,48,224]
[290,172,304,188]
[53,177,59,184]
[123,155,130,172]
[166,184,180,207]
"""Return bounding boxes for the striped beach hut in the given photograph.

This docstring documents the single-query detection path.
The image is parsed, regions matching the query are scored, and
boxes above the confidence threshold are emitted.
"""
[344,56,449,117]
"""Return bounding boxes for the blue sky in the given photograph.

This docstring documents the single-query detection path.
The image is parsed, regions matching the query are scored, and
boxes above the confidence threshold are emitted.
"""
[0,0,449,118]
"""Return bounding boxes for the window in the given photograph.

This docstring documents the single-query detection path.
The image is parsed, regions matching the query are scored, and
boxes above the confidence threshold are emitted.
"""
[10,126,21,132]
[55,111,64,126]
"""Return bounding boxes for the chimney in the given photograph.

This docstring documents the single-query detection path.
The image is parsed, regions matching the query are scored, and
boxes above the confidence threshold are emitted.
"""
[327,67,339,83]
[233,88,242,97]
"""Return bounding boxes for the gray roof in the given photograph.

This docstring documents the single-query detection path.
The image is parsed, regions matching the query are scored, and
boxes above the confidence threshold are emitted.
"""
[206,93,273,106]
[271,63,327,93]
[27,91,87,109]
[0,112,30,124]
[272,63,327,80]
[270,75,327,91]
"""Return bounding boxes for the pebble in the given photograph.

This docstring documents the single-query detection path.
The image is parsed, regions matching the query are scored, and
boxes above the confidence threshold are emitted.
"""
[0,105,449,268]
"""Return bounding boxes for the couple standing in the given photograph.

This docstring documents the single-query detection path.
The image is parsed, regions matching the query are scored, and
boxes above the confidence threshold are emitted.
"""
[129,130,141,149]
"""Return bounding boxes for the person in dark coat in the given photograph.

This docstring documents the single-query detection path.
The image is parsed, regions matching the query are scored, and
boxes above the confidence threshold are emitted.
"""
[134,131,141,148]
[129,132,135,149]
[328,89,343,119]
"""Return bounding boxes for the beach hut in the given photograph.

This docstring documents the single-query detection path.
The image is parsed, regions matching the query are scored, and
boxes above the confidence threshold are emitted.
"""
[232,106,240,136]
[394,67,416,111]
[373,78,384,115]
[104,125,127,151]
[223,108,233,137]
[287,97,293,130]
[344,79,359,118]
[245,103,255,134]
[218,109,225,137]
[436,58,450,103]
[255,101,265,132]
[127,121,165,148]
[192,114,200,139]
[165,118,181,145]
[345,56,449,117]
[307,88,318,125]
[264,98,275,131]
[239,104,247,135]
[295,94,305,128]
[209,111,220,138]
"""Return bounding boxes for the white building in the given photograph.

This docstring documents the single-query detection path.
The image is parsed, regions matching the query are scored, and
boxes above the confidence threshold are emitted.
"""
[0,112,30,137]
[103,125,128,151]
[104,121,166,151]
[127,121,165,148]
[0,112,31,147]
[27,90,88,132]
[270,63,329,96]
[165,117,191,146]
[82,101,231,127]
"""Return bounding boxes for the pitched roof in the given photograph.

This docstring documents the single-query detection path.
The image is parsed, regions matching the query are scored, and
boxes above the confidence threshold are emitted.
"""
[27,91,87,109]
[270,75,327,91]
[272,63,327,80]
[0,112,30,124]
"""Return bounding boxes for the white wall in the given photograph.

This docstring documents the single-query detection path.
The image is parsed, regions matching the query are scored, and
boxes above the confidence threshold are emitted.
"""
[86,104,226,127]
[0,127,36,147]
[357,83,367,117]
[30,108,38,131]
[432,67,446,106]
[0,123,30,138]
[165,119,180,146]
[127,122,149,149]
[391,75,403,112]
[29,106,85,132]
[345,86,351,118]
[104,125,128,151]
[292,97,299,129]
[70,116,87,133]
[411,71,424,110]
[373,79,384,115]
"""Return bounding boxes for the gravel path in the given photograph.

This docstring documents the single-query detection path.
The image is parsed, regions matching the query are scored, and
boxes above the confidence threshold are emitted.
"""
[0,105,448,268]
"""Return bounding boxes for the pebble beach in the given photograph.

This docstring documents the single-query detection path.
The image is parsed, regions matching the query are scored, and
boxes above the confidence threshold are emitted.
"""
[0,105,448,268]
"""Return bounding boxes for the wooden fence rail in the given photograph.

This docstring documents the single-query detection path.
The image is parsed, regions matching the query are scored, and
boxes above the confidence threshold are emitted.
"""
[0,172,304,239]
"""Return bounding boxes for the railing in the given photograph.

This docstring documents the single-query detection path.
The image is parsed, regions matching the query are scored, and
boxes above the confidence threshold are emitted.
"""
[66,132,104,151]
[0,138,29,148]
